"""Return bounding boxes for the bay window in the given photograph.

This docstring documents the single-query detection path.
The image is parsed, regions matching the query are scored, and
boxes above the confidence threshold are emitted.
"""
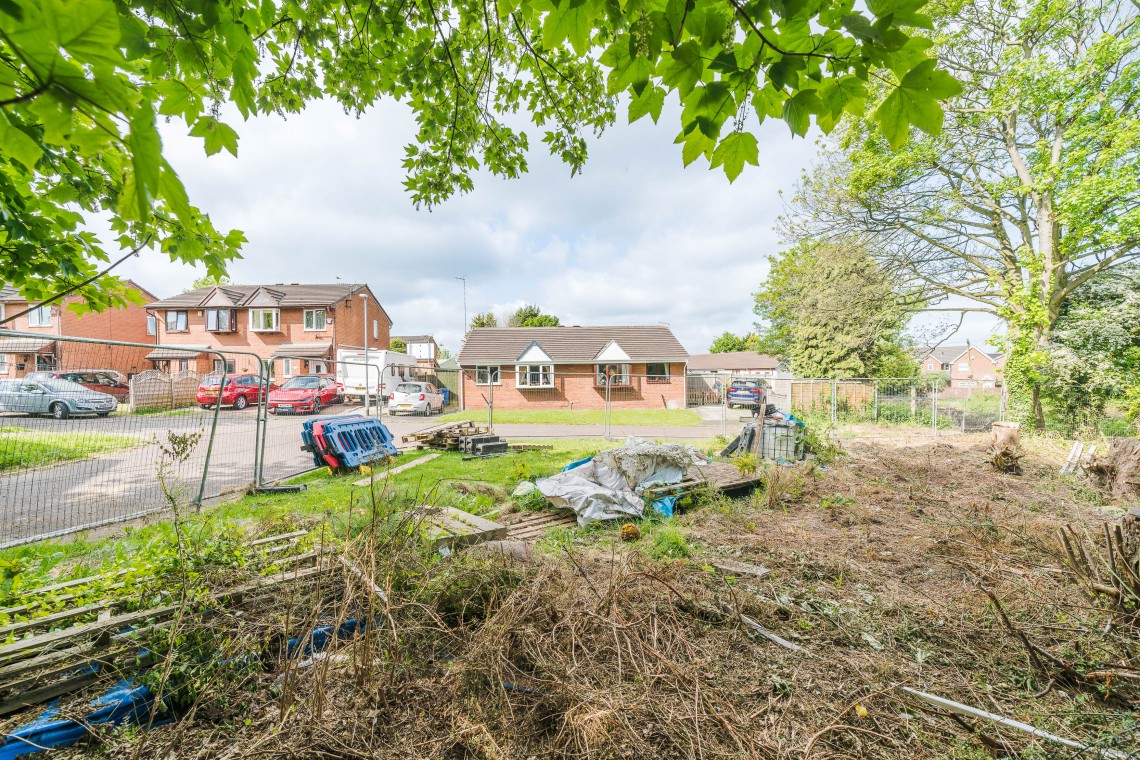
[516,364,554,388]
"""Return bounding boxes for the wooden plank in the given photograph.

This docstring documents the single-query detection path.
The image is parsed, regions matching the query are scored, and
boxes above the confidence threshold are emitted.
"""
[0,672,102,716]
[708,558,772,580]
[352,453,441,487]
[412,506,506,550]
[10,569,130,600]
[248,530,308,547]
[0,602,112,638]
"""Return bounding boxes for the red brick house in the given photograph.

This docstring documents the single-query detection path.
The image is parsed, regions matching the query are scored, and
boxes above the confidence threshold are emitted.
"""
[456,326,689,410]
[919,344,1004,392]
[145,283,392,377]
[0,281,158,379]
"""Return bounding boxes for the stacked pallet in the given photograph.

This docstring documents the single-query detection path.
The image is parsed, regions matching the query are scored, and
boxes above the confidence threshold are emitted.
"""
[402,421,490,450]
[460,432,508,456]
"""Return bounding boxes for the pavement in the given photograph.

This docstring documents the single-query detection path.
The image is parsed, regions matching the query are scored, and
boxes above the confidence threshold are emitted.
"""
[0,404,730,546]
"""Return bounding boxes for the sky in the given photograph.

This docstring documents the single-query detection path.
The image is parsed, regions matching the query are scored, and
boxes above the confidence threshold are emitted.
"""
[113,97,1004,355]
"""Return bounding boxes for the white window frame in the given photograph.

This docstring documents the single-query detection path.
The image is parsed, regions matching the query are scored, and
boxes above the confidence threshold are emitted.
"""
[282,358,294,377]
[165,310,188,332]
[515,364,554,389]
[212,359,236,374]
[372,319,379,340]
[595,363,631,386]
[206,308,235,332]
[249,308,280,332]
[27,305,52,328]
[475,366,500,385]
[0,354,8,372]
[147,314,157,335]
[304,309,327,331]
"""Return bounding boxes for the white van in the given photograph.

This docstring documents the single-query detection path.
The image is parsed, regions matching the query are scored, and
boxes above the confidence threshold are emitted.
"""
[336,349,416,402]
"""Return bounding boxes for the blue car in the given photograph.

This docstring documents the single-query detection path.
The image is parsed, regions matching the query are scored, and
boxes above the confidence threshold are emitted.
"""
[727,379,767,409]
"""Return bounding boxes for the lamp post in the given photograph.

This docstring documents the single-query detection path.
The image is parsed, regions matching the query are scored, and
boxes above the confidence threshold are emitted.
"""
[454,275,467,335]
[360,292,370,417]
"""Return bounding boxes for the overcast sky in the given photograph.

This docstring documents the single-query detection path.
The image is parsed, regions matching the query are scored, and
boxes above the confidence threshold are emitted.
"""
[114,98,1003,355]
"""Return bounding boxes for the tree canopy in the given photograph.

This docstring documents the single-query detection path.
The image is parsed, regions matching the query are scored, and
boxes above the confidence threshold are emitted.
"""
[754,237,918,377]
[390,337,408,353]
[785,0,1140,422]
[469,312,498,328]
[1,0,954,309]
[507,304,560,327]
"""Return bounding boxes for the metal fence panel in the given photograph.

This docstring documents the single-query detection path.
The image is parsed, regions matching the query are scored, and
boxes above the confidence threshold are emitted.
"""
[0,330,266,547]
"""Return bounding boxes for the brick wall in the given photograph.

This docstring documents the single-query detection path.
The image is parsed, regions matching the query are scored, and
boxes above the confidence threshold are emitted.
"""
[459,363,687,411]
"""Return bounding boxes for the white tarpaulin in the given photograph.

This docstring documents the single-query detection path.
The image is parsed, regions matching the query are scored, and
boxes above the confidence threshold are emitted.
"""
[535,438,705,525]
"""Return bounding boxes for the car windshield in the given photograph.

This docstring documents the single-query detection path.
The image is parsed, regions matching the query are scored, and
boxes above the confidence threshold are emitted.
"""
[24,372,51,381]
[281,376,321,389]
[202,376,226,388]
[395,383,423,393]
[38,379,91,394]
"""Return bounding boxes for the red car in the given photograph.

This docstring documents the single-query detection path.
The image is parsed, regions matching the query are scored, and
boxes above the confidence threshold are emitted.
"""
[317,373,345,404]
[197,374,270,410]
[268,374,340,415]
[26,370,130,403]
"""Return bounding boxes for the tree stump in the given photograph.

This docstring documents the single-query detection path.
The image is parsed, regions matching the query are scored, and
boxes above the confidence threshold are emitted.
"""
[990,422,1021,451]
[1086,438,1140,500]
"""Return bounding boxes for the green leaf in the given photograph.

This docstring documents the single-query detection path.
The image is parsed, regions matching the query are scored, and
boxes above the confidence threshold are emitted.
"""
[0,111,43,169]
[842,14,882,44]
[543,0,593,55]
[782,90,819,137]
[675,128,716,167]
[46,0,122,68]
[659,42,705,97]
[873,60,961,147]
[159,159,192,222]
[710,132,759,181]
[628,86,666,123]
[128,102,162,219]
[189,116,239,157]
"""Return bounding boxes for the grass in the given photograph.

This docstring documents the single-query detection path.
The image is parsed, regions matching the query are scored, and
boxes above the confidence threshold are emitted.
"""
[0,429,141,472]
[436,408,703,426]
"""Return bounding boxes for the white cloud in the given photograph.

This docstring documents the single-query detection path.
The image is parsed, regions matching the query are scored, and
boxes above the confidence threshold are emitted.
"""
[113,97,996,356]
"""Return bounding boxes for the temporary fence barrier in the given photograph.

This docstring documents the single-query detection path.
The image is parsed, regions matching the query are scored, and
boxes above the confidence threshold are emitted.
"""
[0,329,270,547]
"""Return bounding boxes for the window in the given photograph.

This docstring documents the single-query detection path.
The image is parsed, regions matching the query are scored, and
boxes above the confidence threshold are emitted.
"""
[249,308,280,332]
[596,363,630,386]
[941,363,951,371]
[165,310,188,332]
[177,359,189,373]
[206,309,235,332]
[0,354,7,372]
[147,314,157,335]
[27,305,52,327]
[282,358,294,377]
[212,359,236,374]
[304,309,327,331]
[516,364,554,388]
[372,320,378,340]
[926,362,933,371]
[646,363,670,383]
[475,366,500,385]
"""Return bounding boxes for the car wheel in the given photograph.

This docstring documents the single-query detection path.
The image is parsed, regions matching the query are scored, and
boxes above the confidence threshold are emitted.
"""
[50,402,70,420]
[96,412,110,418]
[312,398,322,415]
[234,394,249,410]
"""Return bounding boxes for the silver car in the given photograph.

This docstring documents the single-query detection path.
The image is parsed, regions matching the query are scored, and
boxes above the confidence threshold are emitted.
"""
[0,378,117,419]
[387,381,445,415]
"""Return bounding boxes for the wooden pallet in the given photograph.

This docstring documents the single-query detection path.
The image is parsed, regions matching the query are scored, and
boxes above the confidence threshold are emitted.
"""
[504,510,578,541]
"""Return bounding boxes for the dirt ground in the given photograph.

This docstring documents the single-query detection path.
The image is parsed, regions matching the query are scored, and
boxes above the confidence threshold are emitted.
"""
[21,433,1140,759]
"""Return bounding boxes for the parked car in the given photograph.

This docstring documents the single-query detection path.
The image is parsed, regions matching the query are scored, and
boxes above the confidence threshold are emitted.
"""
[0,378,117,419]
[317,373,345,404]
[197,374,270,410]
[387,381,445,416]
[727,378,767,409]
[268,375,340,415]
[25,370,130,403]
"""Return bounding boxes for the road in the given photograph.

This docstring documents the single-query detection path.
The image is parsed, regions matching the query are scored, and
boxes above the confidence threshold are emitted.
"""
[0,404,723,546]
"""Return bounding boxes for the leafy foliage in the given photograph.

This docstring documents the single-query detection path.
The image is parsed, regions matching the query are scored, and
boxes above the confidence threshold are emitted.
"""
[786,0,1140,424]
[1,0,952,307]
[469,312,498,329]
[753,237,919,377]
[390,337,408,353]
[507,303,560,327]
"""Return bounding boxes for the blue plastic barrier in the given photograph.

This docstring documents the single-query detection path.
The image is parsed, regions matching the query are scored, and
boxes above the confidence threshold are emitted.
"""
[320,417,398,468]
[301,414,365,467]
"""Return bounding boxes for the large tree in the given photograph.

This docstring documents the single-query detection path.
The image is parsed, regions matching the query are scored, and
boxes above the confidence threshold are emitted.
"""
[788,0,1140,423]
[754,237,919,377]
[506,304,560,327]
[0,0,953,311]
